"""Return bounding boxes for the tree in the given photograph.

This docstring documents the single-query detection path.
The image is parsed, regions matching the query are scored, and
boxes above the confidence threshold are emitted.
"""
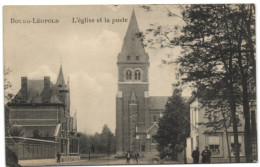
[176,5,255,162]
[6,146,21,167]
[4,68,24,138]
[32,129,42,139]
[231,5,256,162]
[4,68,22,167]
[9,126,24,137]
[78,124,116,157]
[197,88,233,162]
[140,4,255,162]
[4,68,13,137]
[154,89,189,158]
[100,124,116,156]
[4,68,13,103]
[78,132,89,154]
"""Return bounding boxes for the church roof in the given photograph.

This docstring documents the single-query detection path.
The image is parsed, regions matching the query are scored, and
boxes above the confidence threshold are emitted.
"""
[27,80,44,103]
[149,96,169,110]
[50,89,63,104]
[125,10,140,39]
[118,10,149,64]
[56,65,65,87]
[146,124,159,134]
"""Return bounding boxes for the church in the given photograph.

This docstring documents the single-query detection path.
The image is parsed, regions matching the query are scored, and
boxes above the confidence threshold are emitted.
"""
[116,10,169,156]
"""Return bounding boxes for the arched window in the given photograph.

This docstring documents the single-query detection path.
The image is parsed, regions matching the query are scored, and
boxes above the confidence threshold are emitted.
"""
[135,70,141,80]
[126,70,132,80]
[141,142,146,152]
[152,136,156,143]
[153,115,157,122]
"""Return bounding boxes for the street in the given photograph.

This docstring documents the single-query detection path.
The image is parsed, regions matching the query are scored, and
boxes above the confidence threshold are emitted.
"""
[49,156,179,166]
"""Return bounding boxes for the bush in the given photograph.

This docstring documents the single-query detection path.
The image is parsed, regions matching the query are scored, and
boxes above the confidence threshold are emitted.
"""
[6,146,21,167]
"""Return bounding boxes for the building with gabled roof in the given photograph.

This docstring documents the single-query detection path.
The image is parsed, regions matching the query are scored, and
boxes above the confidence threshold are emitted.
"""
[116,10,169,156]
[7,65,79,161]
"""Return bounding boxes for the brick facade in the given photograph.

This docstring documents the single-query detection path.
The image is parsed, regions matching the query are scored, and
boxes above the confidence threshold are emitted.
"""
[7,66,80,160]
[116,10,168,156]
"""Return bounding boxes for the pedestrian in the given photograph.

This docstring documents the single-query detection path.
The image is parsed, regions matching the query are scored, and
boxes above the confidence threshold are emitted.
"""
[56,152,61,163]
[159,152,165,164]
[201,146,211,163]
[192,147,200,164]
[126,151,131,164]
[134,152,139,164]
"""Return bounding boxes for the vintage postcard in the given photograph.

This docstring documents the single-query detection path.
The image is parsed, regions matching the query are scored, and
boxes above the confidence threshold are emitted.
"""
[3,4,257,166]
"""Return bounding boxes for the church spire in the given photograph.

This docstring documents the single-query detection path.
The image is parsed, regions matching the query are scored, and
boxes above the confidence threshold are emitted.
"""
[118,9,149,64]
[125,9,140,38]
[56,65,65,87]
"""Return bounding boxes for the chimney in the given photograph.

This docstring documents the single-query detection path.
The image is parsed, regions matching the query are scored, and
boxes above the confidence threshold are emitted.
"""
[21,77,27,103]
[43,76,50,103]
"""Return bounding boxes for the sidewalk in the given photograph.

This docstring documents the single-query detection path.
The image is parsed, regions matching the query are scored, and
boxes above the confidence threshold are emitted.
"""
[19,159,85,167]
[18,157,179,166]
[19,159,56,166]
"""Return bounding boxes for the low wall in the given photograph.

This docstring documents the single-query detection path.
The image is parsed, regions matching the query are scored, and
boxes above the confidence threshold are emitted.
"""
[61,155,80,162]
[6,137,57,160]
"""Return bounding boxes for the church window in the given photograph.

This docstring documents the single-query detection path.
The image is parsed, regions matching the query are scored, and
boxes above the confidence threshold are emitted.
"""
[136,56,139,60]
[61,139,64,153]
[127,55,130,60]
[153,115,157,122]
[61,122,65,130]
[126,70,132,80]
[141,143,146,152]
[152,136,156,143]
[135,70,141,80]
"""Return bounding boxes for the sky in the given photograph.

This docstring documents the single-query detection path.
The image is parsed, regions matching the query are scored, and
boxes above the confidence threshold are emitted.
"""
[4,5,189,134]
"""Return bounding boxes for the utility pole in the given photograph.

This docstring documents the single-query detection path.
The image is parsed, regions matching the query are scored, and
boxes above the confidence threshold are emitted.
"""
[88,145,91,160]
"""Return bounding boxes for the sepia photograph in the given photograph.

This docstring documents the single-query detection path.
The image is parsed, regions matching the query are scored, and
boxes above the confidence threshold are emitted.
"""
[3,4,257,166]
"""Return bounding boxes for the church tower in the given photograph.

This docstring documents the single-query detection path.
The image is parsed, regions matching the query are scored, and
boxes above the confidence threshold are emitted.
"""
[116,10,150,155]
[56,65,70,117]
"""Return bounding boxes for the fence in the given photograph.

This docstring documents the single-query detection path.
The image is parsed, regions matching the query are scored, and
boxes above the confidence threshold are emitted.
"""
[6,137,57,160]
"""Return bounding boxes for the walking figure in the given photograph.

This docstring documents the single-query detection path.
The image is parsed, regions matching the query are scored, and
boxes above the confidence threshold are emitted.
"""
[159,151,166,164]
[192,147,200,164]
[56,152,61,163]
[201,146,211,163]
[134,152,139,164]
[126,151,131,164]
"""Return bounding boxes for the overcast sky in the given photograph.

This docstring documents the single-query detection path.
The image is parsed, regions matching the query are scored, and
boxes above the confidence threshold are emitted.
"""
[4,5,190,134]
